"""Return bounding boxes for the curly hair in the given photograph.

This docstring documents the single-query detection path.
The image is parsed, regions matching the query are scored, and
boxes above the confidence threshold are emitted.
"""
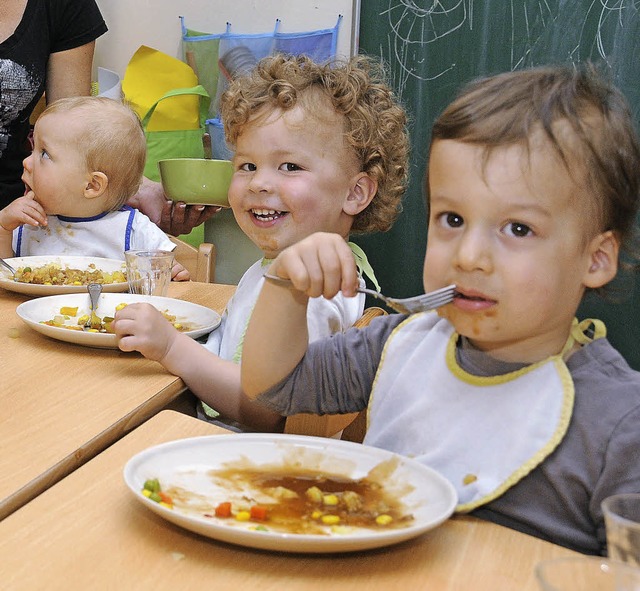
[430,63,640,296]
[219,53,409,234]
[40,97,146,211]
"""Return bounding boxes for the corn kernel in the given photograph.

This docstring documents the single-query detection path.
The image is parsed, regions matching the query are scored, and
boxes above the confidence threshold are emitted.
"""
[463,473,478,485]
[142,489,152,498]
[311,510,323,520]
[235,511,251,522]
[375,514,393,526]
[323,494,339,506]
[321,515,340,525]
[159,501,173,509]
[173,323,183,330]
[115,303,128,311]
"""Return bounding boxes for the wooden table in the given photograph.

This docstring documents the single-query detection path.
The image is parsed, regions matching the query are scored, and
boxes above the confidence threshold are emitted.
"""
[0,410,579,590]
[0,281,235,521]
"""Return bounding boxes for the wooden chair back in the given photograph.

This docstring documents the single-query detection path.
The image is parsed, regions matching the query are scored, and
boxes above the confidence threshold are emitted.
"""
[168,235,216,283]
[283,306,388,441]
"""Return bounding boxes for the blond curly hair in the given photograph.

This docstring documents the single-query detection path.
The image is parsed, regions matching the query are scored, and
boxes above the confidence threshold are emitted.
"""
[219,53,409,234]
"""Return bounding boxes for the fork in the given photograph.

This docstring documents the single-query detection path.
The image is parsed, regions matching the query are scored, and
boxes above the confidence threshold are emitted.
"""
[263,273,456,314]
[84,283,103,330]
[0,256,17,277]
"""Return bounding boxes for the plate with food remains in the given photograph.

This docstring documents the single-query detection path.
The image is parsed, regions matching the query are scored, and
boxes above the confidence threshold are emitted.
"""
[123,433,457,553]
[0,255,129,296]
[16,292,221,349]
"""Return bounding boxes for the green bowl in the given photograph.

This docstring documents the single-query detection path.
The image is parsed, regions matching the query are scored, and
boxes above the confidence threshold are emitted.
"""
[158,158,234,207]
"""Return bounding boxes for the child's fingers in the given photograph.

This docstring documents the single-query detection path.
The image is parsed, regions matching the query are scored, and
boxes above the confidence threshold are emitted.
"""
[268,233,359,299]
[171,263,190,282]
[316,237,355,298]
[20,199,48,226]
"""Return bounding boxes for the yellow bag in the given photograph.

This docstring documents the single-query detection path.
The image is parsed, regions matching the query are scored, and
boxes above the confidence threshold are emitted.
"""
[122,45,200,131]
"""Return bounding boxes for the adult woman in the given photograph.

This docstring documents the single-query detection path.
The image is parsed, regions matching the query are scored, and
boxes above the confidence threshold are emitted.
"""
[0,0,215,236]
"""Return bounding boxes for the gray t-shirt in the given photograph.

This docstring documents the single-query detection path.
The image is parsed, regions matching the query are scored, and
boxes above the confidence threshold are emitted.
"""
[258,314,640,555]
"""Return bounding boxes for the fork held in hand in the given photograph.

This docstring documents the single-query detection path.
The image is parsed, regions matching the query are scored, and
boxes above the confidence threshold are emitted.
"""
[263,273,456,314]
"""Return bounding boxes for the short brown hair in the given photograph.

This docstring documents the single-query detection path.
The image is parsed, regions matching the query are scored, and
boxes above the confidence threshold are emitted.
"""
[429,64,640,281]
[40,97,146,210]
[220,53,409,234]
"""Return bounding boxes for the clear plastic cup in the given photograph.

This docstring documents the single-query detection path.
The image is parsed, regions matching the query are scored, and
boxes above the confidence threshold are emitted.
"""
[535,556,640,590]
[125,250,174,296]
[603,494,640,567]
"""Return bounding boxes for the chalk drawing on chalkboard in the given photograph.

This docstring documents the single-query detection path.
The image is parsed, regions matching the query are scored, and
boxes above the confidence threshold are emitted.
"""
[380,0,469,93]
[378,1,639,103]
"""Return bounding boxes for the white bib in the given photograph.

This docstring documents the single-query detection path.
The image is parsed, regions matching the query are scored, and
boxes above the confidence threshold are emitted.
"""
[13,207,174,258]
[364,313,577,511]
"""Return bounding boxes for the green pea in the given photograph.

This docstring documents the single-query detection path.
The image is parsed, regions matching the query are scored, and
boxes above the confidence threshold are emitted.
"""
[143,478,161,493]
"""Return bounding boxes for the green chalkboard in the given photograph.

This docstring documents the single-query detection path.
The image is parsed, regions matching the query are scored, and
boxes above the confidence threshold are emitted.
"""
[353,1,640,369]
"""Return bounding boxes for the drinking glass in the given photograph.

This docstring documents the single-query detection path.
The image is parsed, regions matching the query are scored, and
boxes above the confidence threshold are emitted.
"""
[125,250,174,296]
[535,556,640,590]
[603,494,640,567]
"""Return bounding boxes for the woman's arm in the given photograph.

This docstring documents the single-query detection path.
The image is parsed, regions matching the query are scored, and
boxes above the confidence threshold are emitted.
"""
[46,41,96,101]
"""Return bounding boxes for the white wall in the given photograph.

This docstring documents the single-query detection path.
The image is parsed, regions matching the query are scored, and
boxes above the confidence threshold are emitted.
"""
[94,0,359,78]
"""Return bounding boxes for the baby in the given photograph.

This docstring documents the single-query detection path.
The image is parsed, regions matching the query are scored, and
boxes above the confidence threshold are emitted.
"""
[240,63,640,554]
[113,53,409,431]
[0,96,187,279]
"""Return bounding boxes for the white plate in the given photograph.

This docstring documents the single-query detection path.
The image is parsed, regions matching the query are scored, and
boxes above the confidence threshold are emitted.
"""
[123,434,457,553]
[0,255,129,296]
[16,292,221,349]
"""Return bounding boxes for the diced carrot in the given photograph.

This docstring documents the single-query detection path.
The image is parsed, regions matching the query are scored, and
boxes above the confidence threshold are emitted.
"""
[250,505,268,521]
[215,502,232,518]
[158,491,173,505]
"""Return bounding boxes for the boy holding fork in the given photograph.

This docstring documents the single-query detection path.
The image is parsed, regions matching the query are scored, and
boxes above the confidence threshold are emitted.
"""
[241,64,640,555]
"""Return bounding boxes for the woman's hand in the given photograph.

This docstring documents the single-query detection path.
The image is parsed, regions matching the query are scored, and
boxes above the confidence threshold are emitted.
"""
[128,177,220,236]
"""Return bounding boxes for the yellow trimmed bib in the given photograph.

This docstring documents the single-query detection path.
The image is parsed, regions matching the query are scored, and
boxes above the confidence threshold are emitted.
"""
[364,314,603,512]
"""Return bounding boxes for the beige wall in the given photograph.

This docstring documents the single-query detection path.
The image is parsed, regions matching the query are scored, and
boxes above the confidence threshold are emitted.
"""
[94,0,358,77]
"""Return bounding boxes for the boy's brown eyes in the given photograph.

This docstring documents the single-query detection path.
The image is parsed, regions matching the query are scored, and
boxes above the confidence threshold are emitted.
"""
[504,222,533,237]
[445,213,463,227]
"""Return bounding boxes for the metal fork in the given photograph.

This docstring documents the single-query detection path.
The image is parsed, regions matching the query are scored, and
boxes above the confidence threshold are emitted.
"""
[0,256,16,277]
[84,283,103,330]
[263,273,456,314]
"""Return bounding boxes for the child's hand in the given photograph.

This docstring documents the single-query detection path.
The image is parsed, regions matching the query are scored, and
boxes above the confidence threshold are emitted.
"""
[171,261,190,282]
[0,192,47,233]
[112,302,179,361]
[268,232,360,299]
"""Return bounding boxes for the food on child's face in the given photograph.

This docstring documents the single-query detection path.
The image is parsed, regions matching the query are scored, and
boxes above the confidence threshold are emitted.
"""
[13,263,126,286]
[142,465,415,536]
[43,303,189,333]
